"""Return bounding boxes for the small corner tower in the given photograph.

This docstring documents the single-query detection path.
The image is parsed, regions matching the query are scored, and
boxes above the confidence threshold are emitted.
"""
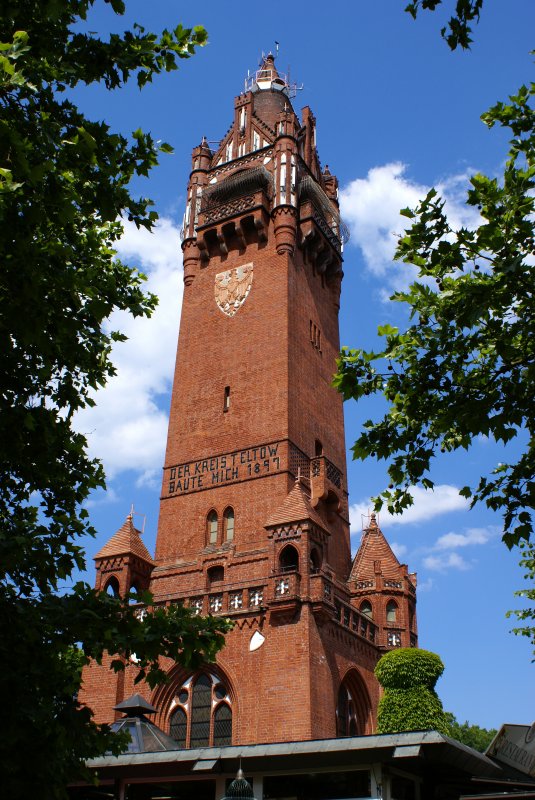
[349,512,418,650]
[94,513,154,598]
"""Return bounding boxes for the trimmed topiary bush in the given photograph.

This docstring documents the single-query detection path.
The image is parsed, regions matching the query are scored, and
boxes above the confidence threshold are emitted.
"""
[375,648,444,690]
[375,648,449,735]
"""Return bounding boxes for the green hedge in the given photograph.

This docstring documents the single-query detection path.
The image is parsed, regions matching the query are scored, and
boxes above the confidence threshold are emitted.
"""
[376,687,450,735]
[375,648,444,689]
[375,648,449,734]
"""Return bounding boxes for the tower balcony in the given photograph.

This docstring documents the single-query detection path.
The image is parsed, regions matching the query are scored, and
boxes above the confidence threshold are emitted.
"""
[310,455,343,510]
[309,571,335,625]
[194,165,273,262]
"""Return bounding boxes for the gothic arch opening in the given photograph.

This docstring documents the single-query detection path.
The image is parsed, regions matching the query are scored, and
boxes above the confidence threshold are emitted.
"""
[360,600,373,619]
[386,599,398,622]
[164,669,234,749]
[336,669,372,737]
[279,544,299,572]
[104,576,119,597]
[127,583,140,604]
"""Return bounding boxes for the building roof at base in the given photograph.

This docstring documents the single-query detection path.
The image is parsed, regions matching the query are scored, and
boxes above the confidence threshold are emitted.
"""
[88,730,504,781]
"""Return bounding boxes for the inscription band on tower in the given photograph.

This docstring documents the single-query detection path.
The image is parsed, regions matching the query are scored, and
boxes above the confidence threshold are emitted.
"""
[165,440,291,497]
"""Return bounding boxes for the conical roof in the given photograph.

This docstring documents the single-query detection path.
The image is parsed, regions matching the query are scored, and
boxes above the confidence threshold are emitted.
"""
[265,480,327,530]
[94,514,154,564]
[350,513,407,582]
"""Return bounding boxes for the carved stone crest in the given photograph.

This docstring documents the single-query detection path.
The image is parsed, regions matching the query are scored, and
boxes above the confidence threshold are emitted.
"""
[214,263,253,317]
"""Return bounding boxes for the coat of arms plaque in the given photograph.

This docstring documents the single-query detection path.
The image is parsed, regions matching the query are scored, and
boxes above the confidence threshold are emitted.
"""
[214,263,253,317]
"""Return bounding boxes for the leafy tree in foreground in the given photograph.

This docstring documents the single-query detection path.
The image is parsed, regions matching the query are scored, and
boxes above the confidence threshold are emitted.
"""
[445,713,497,752]
[375,648,450,734]
[335,77,535,644]
[508,541,535,650]
[0,3,231,798]
[404,0,484,50]
[335,79,535,548]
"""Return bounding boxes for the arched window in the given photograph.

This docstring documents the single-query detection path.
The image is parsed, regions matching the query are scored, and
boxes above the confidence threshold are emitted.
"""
[168,673,232,749]
[279,544,299,573]
[224,507,234,541]
[336,685,358,737]
[190,674,212,747]
[207,511,218,545]
[336,672,372,737]
[128,583,139,605]
[213,703,232,746]
[105,576,119,597]
[360,600,373,619]
[169,707,187,747]
[315,439,323,456]
[386,600,398,623]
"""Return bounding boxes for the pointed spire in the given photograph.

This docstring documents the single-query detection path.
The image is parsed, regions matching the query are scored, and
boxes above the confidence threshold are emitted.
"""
[265,480,326,530]
[94,513,154,564]
[246,51,290,95]
[350,513,406,583]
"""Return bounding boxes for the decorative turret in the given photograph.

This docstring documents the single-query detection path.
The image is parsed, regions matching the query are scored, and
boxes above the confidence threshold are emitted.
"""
[94,512,154,598]
[178,53,347,282]
[349,513,417,650]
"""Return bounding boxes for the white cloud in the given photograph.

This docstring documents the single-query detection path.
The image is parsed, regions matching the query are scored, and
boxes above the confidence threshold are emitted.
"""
[418,525,497,573]
[391,542,407,559]
[435,527,491,550]
[340,162,480,295]
[84,486,120,509]
[417,577,434,592]
[349,484,468,532]
[423,552,471,572]
[74,217,183,481]
[340,162,426,277]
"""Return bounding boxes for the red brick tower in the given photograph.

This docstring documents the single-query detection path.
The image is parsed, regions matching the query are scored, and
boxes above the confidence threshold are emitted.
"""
[81,55,417,746]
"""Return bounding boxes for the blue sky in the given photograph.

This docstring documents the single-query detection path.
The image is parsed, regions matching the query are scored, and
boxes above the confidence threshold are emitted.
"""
[72,1,534,730]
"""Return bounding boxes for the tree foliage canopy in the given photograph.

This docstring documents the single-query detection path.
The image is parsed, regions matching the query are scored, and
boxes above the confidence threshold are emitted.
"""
[445,713,497,752]
[375,647,445,689]
[336,2,534,651]
[335,78,535,550]
[404,0,484,50]
[0,3,231,798]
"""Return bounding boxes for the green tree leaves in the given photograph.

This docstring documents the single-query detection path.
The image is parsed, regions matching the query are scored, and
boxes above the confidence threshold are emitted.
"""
[0,4,227,798]
[404,0,484,50]
[335,80,535,550]
[445,713,497,751]
[375,649,450,735]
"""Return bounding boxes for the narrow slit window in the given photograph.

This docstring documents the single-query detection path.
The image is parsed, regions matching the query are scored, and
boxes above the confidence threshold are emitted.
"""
[207,511,218,545]
[224,507,235,541]
[224,386,230,412]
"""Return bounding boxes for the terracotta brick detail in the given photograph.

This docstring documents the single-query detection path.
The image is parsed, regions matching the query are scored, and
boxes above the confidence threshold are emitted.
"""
[80,55,417,746]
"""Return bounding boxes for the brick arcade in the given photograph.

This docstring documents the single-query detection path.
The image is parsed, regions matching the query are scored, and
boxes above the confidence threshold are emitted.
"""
[79,53,418,751]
